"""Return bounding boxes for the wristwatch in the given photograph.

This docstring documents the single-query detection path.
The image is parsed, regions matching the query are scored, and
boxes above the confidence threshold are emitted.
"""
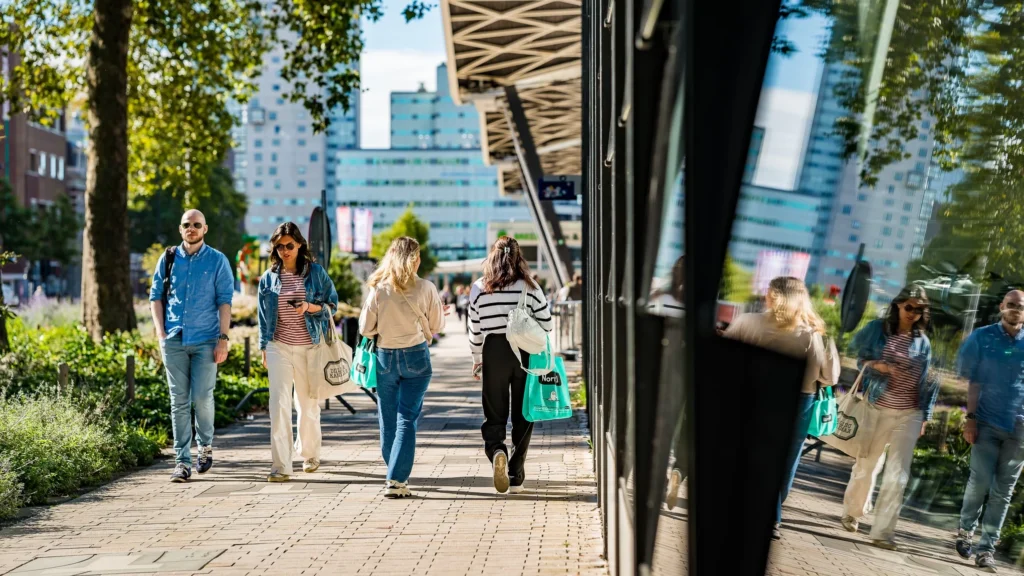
[966,412,977,420]
[218,334,229,342]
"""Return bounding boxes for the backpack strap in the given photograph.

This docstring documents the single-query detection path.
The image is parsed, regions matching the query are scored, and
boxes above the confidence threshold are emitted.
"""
[161,246,176,312]
[398,285,433,345]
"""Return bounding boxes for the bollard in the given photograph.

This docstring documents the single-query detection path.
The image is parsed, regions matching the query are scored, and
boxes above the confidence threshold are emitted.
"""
[244,336,251,377]
[937,410,950,454]
[126,356,136,403]
[58,362,69,396]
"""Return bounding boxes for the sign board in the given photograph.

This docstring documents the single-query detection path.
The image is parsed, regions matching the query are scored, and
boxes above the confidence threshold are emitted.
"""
[487,220,583,249]
[752,250,811,296]
[353,208,373,254]
[336,207,353,253]
[538,176,578,201]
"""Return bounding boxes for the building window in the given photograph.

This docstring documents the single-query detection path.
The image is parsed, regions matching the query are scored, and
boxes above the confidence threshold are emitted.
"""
[272,56,281,63]
[39,152,47,174]
[268,112,277,121]
[903,202,913,211]
[895,173,903,182]
[254,180,263,188]
[57,157,64,180]
[298,180,307,188]
[269,167,277,176]
[885,213,893,222]
[882,227,892,237]
[919,147,929,158]
[857,193,868,202]
[875,240,884,249]
[841,205,852,215]
[921,120,931,129]
[297,166,307,175]
[884,199,895,207]
[271,153,278,162]
[900,216,910,225]
[310,153,319,162]
[915,161,926,172]
[254,139,263,148]
[276,98,285,106]
[272,84,280,91]
[272,139,280,146]
[298,139,306,146]
[298,125,307,133]
[895,243,905,251]
[274,125,280,134]
[254,153,263,162]
[852,220,861,229]
[897,229,906,239]
[888,185,896,194]
[256,166,264,176]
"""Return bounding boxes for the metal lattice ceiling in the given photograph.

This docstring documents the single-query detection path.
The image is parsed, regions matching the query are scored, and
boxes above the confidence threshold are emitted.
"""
[441,0,582,193]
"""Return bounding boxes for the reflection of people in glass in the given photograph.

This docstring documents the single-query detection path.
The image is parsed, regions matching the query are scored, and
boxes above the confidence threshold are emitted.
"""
[650,256,685,313]
[954,290,1024,570]
[723,277,838,540]
[841,285,936,550]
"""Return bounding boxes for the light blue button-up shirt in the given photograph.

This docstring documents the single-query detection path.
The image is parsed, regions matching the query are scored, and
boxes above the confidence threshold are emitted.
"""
[958,323,1024,432]
[148,243,234,346]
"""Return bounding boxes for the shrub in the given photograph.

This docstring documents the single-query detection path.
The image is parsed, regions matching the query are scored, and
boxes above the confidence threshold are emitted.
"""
[0,396,160,505]
[0,457,22,520]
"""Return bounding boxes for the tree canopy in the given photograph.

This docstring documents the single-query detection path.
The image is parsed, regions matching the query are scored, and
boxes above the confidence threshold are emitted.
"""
[370,208,438,277]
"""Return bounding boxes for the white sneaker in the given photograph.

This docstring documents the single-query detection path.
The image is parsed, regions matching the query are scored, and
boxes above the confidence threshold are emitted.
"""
[509,484,525,494]
[303,458,320,473]
[267,470,289,483]
[665,469,683,509]
[492,451,510,494]
[385,480,411,498]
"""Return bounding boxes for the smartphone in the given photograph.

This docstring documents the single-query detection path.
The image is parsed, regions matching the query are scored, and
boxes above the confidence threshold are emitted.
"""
[287,299,303,308]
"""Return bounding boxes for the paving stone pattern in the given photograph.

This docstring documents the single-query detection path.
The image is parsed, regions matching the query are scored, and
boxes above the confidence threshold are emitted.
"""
[0,334,606,576]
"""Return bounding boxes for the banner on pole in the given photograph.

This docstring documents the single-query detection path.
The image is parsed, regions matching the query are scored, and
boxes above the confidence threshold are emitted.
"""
[752,250,811,296]
[353,208,373,254]
[336,207,352,253]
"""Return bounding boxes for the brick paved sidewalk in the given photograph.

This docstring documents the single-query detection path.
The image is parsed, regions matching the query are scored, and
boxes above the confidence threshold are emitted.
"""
[0,333,606,576]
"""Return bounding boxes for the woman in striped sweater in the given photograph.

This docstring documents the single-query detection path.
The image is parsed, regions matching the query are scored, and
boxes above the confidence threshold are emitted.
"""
[469,237,554,493]
[257,222,339,482]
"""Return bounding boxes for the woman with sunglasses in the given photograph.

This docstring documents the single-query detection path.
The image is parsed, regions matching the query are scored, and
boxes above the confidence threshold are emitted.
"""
[257,222,339,482]
[840,284,937,550]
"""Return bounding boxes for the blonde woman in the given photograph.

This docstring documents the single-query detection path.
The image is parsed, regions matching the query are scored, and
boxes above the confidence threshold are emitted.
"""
[359,237,445,498]
[724,276,838,539]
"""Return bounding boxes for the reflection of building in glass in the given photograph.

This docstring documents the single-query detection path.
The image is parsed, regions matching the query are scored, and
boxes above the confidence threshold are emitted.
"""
[744,126,765,184]
[332,149,528,261]
[728,184,826,269]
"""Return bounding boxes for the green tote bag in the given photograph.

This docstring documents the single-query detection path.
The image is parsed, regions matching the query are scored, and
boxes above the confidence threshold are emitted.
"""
[523,351,572,422]
[807,386,838,437]
[351,337,378,390]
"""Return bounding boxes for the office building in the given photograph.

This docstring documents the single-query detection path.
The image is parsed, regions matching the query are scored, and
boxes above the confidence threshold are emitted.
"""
[390,64,480,150]
[743,126,764,184]
[332,148,529,261]
[728,184,827,269]
[233,47,360,241]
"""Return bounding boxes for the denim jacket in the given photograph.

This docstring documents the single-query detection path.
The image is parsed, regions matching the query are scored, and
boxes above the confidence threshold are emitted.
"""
[849,318,937,421]
[257,262,338,350]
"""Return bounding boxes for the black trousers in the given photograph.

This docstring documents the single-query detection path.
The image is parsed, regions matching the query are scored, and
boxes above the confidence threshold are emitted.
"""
[481,334,533,484]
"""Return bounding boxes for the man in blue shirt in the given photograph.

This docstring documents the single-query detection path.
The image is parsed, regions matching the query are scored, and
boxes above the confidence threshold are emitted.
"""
[955,290,1024,570]
[149,210,234,483]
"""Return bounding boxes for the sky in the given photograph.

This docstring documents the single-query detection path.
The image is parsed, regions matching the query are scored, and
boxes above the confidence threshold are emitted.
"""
[752,13,830,190]
[360,1,448,149]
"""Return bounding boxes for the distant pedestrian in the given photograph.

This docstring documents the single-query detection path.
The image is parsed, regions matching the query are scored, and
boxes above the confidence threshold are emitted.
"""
[954,290,1024,570]
[456,285,471,333]
[359,237,446,498]
[257,222,338,483]
[149,210,234,483]
[469,237,553,494]
[724,276,838,539]
[840,285,936,550]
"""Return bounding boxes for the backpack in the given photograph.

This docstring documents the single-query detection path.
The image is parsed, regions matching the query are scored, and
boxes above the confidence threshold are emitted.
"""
[161,247,176,310]
[506,282,548,355]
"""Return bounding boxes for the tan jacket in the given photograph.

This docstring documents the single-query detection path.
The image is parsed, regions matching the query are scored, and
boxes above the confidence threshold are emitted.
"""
[724,311,839,394]
[358,278,446,349]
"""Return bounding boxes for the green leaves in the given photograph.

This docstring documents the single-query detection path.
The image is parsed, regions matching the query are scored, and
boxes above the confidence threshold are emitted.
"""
[370,207,438,277]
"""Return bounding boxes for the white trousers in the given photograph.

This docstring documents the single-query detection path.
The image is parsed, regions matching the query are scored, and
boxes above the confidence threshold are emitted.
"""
[842,404,923,541]
[266,341,322,475]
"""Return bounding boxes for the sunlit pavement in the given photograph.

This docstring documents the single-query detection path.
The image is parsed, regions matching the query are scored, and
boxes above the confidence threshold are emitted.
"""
[0,333,606,576]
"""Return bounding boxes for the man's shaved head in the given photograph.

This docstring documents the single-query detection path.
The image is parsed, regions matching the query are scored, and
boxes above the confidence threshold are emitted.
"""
[181,209,206,225]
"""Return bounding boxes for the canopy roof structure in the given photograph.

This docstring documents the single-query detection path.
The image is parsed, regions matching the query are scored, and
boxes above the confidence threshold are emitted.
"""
[441,0,582,194]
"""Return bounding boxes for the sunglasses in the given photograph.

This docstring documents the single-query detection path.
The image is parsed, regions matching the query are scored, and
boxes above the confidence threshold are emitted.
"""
[275,242,297,252]
[902,303,927,315]
[1005,302,1024,311]
[180,222,204,229]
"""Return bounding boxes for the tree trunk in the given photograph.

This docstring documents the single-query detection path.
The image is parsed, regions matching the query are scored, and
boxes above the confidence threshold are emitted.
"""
[81,0,135,340]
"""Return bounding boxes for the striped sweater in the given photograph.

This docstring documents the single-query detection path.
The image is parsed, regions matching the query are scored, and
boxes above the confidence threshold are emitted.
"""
[469,278,554,363]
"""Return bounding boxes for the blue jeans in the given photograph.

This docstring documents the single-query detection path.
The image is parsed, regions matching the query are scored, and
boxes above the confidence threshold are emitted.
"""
[778,393,816,524]
[960,420,1024,553]
[375,342,432,483]
[160,335,218,467]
